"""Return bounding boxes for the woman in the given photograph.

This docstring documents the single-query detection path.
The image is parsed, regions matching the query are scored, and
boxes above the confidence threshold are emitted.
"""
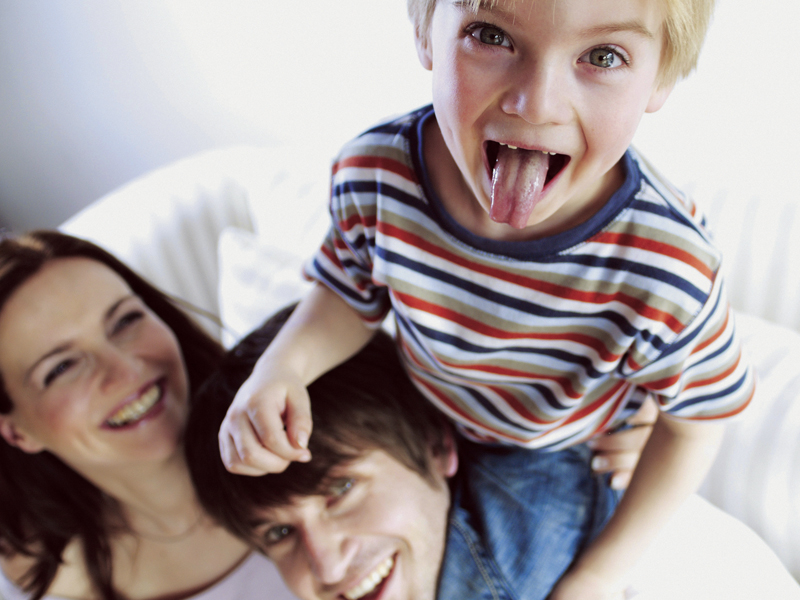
[0,230,648,600]
[0,231,295,600]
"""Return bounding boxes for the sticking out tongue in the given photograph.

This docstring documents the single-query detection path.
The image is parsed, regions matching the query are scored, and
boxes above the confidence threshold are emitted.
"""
[490,145,549,229]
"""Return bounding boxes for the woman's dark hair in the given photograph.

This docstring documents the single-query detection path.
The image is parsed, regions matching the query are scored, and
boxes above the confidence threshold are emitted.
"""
[0,230,224,600]
[186,304,450,546]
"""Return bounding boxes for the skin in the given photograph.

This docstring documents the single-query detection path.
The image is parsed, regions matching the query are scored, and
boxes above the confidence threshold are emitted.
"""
[252,447,457,600]
[416,0,673,241]
[0,258,249,599]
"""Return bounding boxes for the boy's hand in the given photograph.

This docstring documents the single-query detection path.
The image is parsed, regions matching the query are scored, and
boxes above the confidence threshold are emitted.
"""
[587,397,658,489]
[218,363,313,476]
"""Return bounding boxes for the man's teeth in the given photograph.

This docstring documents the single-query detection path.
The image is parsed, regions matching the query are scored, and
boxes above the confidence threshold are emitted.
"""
[498,142,556,155]
[107,384,161,427]
[344,556,394,600]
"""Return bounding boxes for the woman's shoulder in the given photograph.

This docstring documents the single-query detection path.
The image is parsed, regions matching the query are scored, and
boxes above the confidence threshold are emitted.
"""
[185,552,296,600]
[1,539,93,600]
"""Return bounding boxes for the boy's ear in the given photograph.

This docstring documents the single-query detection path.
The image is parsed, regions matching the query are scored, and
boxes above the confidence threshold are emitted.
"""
[414,29,433,71]
[645,81,675,114]
[0,416,44,454]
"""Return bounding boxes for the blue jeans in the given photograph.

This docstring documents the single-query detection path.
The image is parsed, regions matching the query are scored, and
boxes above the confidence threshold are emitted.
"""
[437,439,621,600]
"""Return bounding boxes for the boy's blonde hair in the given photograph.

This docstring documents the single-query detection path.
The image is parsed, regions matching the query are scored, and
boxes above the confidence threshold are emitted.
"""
[407,0,715,87]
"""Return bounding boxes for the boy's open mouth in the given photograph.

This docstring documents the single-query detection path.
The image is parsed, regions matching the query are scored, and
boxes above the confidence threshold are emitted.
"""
[485,140,570,229]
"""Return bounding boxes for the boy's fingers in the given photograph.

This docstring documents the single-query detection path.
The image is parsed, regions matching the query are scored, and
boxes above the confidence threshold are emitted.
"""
[284,389,313,458]
[592,450,639,473]
[628,396,658,426]
[245,393,309,462]
[588,423,652,452]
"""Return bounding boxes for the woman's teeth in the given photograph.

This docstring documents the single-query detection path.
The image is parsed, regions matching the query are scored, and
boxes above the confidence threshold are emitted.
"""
[106,384,161,427]
[344,556,394,600]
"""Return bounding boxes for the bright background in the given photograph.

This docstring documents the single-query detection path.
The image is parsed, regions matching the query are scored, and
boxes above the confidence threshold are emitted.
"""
[0,0,798,231]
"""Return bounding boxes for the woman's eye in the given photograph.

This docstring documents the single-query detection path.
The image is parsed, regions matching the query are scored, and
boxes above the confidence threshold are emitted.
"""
[470,25,511,48]
[44,359,75,387]
[113,310,144,334]
[580,47,627,69]
[263,524,294,545]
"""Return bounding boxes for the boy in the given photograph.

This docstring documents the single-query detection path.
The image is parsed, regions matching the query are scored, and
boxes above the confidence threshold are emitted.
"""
[220,0,754,597]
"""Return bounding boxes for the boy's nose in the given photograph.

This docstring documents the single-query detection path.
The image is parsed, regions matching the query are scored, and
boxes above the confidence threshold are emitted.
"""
[301,522,358,586]
[500,59,572,126]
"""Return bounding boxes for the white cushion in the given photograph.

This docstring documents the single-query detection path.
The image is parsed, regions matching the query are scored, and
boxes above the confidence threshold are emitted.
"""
[699,312,800,580]
[217,227,313,348]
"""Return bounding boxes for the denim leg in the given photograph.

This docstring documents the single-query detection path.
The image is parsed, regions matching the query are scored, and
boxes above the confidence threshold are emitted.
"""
[439,439,620,600]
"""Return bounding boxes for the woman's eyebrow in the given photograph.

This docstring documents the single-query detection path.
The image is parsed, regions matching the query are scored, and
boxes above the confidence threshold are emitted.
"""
[24,295,134,382]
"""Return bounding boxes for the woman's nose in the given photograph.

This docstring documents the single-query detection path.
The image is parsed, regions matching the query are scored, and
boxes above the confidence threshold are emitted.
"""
[97,345,141,391]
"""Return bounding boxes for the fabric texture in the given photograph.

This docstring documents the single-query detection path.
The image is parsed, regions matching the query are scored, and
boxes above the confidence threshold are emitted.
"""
[305,105,755,449]
[439,439,619,599]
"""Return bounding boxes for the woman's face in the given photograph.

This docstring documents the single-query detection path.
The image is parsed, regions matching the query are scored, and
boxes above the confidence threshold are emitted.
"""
[0,258,189,476]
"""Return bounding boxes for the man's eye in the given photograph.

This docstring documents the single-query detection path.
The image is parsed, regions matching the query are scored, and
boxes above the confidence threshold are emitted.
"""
[329,477,355,499]
[579,47,628,69]
[44,359,75,387]
[470,25,511,48]
[263,524,294,545]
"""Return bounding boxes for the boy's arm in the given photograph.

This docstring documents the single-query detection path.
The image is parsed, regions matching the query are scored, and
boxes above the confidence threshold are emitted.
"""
[218,283,376,475]
[549,415,725,600]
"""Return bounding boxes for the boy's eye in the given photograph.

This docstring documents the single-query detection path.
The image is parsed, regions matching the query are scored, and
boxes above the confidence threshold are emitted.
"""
[44,359,76,387]
[470,25,511,48]
[262,524,294,545]
[579,47,628,69]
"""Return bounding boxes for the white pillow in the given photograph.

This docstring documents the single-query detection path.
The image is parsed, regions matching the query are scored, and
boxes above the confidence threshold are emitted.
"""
[699,312,800,581]
[217,226,314,348]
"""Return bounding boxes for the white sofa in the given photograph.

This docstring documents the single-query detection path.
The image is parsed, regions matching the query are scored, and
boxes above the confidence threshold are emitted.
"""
[60,145,800,593]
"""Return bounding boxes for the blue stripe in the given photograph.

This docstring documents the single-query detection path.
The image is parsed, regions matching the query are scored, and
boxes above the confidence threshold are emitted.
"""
[668,372,750,413]
[381,247,670,349]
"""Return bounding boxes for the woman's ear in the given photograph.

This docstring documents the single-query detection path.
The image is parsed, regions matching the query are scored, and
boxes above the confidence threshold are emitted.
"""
[0,416,44,454]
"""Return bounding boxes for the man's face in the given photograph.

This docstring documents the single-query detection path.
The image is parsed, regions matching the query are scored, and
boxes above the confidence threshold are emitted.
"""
[417,0,672,241]
[252,448,457,600]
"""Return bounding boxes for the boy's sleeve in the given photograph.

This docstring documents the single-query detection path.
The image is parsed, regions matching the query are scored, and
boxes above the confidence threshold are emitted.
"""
[620,271,755,421]
[303,157,392,328]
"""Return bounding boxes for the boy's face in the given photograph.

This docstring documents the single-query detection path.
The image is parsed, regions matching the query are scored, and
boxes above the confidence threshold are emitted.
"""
[416,0,672,240]
[250,448,457,600]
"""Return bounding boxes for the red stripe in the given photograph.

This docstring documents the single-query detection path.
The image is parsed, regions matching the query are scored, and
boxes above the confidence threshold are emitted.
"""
[380,222,685,333]
[332,156,417,183]
[339,213,377,233]
[592,231,715,280]
[683,353,741,392]
[690,383,755,420]
[395,291,622,364]
[692,309,729,354]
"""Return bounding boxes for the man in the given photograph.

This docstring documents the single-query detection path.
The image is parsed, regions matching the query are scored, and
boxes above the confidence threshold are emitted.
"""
[186,305,651,599]
[185,306,799,600]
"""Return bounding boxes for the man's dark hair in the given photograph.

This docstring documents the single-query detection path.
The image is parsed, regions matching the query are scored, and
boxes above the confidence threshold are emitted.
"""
[185,304,450,544]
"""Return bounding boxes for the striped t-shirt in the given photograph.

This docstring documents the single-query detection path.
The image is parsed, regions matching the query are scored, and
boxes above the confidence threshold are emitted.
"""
[306,106,754,449]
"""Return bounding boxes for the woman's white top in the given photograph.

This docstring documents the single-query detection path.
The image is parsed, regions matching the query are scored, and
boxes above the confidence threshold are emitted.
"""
[0,552,296,600]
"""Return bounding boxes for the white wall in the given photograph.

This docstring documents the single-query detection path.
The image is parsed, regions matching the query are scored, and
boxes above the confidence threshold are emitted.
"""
[0,0,797,231]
